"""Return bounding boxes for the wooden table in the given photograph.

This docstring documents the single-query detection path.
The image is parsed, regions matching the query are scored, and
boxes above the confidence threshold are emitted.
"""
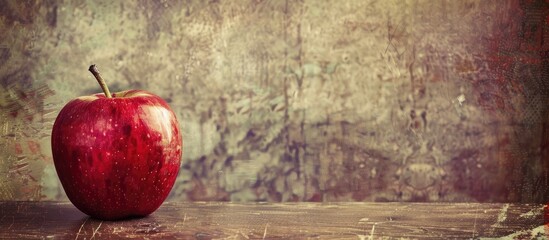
[0,201,546,239]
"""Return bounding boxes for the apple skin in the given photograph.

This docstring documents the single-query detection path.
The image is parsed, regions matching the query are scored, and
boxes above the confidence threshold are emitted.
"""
[51,89,182,220]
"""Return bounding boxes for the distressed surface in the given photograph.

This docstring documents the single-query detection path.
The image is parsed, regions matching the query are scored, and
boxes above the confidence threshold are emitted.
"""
[0,201,546,239]
[0,1,549,202]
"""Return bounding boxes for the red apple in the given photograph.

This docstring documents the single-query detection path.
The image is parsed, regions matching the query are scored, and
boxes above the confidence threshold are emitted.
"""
[51,65,182,220]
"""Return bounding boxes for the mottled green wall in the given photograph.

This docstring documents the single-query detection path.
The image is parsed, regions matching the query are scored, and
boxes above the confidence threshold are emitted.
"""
[1,0,548,202]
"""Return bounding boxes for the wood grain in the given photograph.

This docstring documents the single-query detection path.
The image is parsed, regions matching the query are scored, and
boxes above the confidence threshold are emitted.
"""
[0,201,546,239]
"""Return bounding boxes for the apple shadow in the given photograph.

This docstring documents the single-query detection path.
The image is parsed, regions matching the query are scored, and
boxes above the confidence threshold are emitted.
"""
[1,202,167,238]
[0,202,87,238]
[69,213,165,238]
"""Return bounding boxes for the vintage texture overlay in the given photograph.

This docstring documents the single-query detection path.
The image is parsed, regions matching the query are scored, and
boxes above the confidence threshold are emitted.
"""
[0,0,548,202]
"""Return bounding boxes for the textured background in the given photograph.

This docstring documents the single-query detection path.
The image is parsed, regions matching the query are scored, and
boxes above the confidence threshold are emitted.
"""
[1,0,549,203]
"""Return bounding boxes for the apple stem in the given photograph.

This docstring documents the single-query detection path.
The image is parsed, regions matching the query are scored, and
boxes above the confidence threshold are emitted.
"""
[88,64,113,98]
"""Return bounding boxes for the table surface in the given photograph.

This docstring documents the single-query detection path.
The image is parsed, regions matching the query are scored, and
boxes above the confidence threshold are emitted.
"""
[0,201,546,239]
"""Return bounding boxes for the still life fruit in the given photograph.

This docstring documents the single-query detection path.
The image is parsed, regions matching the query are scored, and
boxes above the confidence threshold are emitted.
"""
[51,65,182,220]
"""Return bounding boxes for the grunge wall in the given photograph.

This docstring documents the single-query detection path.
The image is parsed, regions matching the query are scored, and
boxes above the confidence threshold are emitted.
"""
[1,0,548,202]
